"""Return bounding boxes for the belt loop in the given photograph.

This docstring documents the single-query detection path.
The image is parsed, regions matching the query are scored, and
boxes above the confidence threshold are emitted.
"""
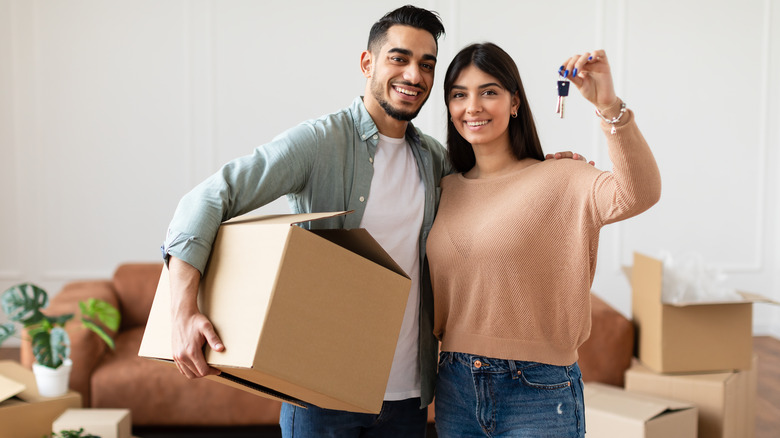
[508,360,519,379]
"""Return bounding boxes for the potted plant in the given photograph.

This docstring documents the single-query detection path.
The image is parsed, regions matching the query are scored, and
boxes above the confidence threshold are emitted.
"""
[0,283,120,397]
[50,428,100,438]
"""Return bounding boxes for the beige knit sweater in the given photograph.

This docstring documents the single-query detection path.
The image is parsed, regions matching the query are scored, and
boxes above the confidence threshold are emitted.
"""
[427,109,661,366]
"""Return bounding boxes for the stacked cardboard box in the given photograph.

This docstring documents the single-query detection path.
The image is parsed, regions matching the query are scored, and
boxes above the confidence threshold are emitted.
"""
[584,382,697,438]
[624,252,772,438]
[625,359,757,438]
[0,361,82,438]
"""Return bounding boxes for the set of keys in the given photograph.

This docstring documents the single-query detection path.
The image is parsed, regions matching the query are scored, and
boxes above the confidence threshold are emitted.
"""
[556,75,570,118]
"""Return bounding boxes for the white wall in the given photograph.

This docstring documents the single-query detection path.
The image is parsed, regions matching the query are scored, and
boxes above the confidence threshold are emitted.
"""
[1,0,778,343]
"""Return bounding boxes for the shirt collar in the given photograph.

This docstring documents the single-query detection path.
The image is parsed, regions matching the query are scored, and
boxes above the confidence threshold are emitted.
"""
[351,96,420,145]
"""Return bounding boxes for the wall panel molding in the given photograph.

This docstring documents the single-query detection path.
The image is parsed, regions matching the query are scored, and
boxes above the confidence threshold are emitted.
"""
[613,0,771,274]
[185,0,217,185]
[41,270,112,282]
[0,271,23,281]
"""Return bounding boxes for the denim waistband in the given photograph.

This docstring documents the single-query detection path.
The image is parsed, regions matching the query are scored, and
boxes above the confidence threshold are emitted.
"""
[440,351,575,374]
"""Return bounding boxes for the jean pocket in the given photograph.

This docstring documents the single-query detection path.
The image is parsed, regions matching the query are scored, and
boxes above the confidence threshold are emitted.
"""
[518,363,573,390]
[437,351,450,367]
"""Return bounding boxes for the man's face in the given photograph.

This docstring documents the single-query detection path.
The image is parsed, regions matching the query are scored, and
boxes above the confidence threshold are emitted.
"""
[364,25,437,122]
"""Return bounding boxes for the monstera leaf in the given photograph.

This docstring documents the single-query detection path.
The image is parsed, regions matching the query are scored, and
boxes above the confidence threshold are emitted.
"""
[32,326,71,369]
[1,282,119,369]
[1,283,48,325]
[0,323,16,345]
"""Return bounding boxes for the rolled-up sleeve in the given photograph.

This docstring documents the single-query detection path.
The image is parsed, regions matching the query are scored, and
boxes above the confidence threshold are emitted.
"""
[162,123,319,274]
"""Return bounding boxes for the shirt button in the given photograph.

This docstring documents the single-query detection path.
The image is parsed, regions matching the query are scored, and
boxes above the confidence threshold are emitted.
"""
[359,196,365,202]
[372,134,378,140]
[474,360,482,368]
[369,157,373,163]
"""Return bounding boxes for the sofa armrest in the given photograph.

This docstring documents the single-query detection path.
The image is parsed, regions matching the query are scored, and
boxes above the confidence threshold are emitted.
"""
[21,279,119,406]
[578,293,635,387]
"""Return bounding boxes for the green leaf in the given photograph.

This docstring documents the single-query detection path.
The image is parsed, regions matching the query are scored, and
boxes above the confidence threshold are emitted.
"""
[1,283,48,325]
[50,428,100,438]
[47,313,75,327]
[0,323,16,345]
[80,298,120,331]
[81,319,115,349]
[32,327,70,369]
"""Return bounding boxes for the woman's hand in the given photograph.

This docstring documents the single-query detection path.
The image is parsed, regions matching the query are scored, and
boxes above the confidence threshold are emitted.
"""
[559,50,617,110]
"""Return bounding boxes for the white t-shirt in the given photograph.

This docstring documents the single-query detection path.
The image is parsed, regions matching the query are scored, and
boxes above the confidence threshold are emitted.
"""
[360,133,424,401]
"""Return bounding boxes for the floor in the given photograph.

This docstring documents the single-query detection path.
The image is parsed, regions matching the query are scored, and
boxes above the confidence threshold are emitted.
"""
[3,336,779,437]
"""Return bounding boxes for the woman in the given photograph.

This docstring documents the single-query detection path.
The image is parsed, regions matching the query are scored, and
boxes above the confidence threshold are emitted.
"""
[427,43,661,437]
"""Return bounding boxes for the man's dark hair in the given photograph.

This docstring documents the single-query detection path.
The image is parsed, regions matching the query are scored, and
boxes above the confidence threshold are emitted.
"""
[367,5,445,52]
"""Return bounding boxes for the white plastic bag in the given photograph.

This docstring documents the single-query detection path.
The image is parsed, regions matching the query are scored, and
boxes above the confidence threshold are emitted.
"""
[659,251,741,304]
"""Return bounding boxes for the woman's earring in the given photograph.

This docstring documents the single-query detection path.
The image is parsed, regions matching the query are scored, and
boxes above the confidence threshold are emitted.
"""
[511,111,518,118]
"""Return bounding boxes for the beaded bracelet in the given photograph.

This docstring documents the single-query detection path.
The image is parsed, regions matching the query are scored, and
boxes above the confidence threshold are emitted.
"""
[595,101,627,134]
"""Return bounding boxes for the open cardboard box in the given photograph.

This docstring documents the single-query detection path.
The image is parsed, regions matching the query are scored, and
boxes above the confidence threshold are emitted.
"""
[139,211,412,414]
[0,361,82,438]
[584,382,697,438]
[625,358,757,438]
[628,252,778,373]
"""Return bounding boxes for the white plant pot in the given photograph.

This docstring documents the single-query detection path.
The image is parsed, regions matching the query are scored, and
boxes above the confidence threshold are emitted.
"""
[32,358,72,397]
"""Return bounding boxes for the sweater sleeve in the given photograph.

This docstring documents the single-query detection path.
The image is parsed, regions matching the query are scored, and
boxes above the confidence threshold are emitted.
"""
[591,102,662,226]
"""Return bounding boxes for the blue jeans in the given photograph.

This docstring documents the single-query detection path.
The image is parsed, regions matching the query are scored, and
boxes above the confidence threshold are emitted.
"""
[279,398,428,438]
[434,352,585,438]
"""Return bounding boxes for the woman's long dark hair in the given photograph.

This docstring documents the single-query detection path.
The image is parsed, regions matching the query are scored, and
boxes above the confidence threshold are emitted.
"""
[444,43,544,173]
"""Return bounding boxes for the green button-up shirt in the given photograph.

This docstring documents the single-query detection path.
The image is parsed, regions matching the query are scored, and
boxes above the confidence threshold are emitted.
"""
[163,96,451,407]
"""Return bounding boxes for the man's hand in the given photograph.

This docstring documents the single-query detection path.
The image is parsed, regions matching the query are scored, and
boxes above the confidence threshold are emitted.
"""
[545,151,595,166]
[169,256,224,379]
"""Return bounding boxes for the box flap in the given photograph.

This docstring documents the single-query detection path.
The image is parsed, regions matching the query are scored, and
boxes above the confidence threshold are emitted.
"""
[224,211,351,226]
[629,252,778,307]
[0,371,26,404]
[208,370,307,408]
[585,382,693,421]
[664,290,778,307]
[312,229,409,279]
[0,361,42,403]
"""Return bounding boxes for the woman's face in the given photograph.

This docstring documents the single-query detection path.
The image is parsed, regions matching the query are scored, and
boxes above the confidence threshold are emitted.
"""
[447,64,518,150]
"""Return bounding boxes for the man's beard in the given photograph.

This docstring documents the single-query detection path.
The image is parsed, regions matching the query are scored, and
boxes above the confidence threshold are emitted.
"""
[372,81,428,122]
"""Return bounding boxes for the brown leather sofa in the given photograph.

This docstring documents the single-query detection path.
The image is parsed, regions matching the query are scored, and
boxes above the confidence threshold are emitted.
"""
[22,263,634,426]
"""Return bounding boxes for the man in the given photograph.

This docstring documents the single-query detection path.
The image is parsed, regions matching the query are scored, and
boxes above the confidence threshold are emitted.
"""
[164,6,447,437]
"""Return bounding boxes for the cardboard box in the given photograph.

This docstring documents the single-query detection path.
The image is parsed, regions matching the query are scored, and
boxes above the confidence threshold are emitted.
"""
[624,358,757,438]
[53,408,131,438]
[584,382,697,438]
[0,360,82,438]
[629,252,777,373]
[139,211,412,414]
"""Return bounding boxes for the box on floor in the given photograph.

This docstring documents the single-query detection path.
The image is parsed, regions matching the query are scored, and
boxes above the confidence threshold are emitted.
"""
[139,211,412,414]
[624,358,757,438]
[628,252,777,374]
[0,360,82,438]
[53,408,132,438]
[584,382,697,438]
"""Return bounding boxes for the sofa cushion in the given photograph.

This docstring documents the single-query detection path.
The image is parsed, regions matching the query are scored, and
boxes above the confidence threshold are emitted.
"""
[113,264,163,329]
[91,326,282,426]
[577,293,635,387]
